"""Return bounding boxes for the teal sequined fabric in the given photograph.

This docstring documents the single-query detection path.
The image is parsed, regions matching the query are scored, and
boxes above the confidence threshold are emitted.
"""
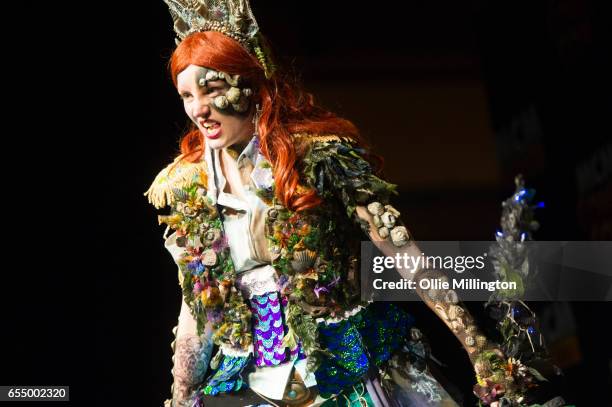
[315,303,414,397]
[354,303,415,366]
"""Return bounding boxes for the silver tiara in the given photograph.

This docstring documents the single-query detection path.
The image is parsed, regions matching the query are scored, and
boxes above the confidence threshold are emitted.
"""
[163,0,276,78]
[164,0,259,47]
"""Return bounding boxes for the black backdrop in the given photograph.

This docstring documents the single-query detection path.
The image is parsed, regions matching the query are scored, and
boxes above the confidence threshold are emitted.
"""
[1,1,610,406]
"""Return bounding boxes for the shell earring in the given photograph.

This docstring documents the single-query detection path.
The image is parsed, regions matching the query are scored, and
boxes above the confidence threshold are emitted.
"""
[253,103,262,136]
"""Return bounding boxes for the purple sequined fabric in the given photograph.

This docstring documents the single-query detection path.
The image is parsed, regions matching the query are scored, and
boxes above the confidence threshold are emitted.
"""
[250,292,298,366]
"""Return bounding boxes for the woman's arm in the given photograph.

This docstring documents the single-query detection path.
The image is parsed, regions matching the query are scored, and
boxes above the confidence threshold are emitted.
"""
[355,205,488,362]
[170,298,213,406]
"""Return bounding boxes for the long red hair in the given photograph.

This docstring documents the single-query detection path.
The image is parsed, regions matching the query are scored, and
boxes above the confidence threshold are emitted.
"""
[169,31,382,212]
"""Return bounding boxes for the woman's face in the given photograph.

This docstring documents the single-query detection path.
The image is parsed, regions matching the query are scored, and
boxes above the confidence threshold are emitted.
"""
[177,64,254,150]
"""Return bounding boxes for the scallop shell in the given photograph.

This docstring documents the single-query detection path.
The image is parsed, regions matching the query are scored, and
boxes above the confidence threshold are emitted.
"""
[367,202,384,216]
[378,227,389,239]
[384,205,400,217]
[242,88,253,97]
[226,87,242,104]
[214,95,229,109]
[201,249,218,266]
[291,249,317,273]
[390,226,410,247]
[172,188,189,202]
[381,212,396,228]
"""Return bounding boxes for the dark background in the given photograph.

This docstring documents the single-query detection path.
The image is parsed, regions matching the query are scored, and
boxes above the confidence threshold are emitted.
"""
[1,1,610,406]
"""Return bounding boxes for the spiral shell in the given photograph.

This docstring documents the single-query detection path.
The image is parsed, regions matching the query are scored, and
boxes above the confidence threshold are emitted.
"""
[378,227,389,239]
[291,249,317,273]
[381,212,396,228]
[232,97,249,113]
[204,229,221,243]
[464,335,476,347]
[474,360,492,378]
[428,288,441,301]
[205,70,219,81]
[390,226,410,246]
[198,222,210,234]
[367,202,384,216]
[410,327,423,341]
[373,215,383,228]
[448,304,465,320]
[182,205,197,217]
[225,73,240,87]
[201,249,218,266]
[267,207,279,220]
[476,335,487,349]
[214,95,229,109]
[434,303,449,320]
[444,289,459,304]
[451,319,465,333]
[226,87,242,104]
[384,205,400,217]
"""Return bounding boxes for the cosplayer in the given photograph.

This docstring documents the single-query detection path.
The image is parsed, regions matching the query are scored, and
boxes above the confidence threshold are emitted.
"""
[146,1,565,406]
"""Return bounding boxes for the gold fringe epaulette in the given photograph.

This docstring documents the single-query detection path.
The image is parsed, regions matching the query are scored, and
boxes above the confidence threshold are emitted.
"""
[144,155,208,209]
[292,133,356,144]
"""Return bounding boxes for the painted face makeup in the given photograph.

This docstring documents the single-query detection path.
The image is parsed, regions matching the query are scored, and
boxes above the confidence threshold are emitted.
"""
[177,64,255,151]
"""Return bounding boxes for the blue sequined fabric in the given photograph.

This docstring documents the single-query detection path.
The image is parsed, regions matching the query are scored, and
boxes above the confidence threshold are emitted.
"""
[354,303,415,366]
[202,354,250,395]
[315,303,414,397]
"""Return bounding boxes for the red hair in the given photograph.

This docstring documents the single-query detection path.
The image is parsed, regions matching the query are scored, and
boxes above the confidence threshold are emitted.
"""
[169,31,382,212]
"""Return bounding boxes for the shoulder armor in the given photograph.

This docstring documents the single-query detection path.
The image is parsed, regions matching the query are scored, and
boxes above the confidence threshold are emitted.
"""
[144,155,208,209]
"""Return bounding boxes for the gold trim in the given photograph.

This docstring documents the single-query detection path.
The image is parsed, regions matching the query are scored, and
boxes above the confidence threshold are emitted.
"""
[144,156,208,209]
[292,133,355,144]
